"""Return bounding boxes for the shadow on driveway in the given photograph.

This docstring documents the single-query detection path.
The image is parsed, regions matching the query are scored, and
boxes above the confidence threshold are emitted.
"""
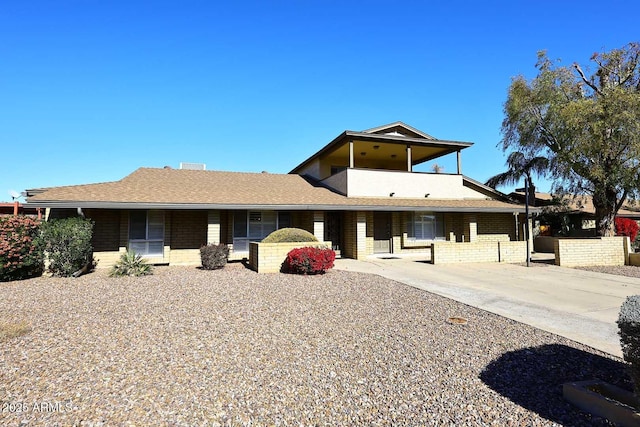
[480,344,631,425]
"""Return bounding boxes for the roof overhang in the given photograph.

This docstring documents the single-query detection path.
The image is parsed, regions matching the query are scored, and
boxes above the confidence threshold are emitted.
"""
[25,200,535,214]
[290,130,473,174]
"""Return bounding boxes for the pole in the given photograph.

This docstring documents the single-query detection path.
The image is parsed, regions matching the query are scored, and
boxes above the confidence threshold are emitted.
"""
[525,179,530,267]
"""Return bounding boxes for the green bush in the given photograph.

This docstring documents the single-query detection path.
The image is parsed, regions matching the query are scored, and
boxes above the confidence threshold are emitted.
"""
[200,243,229,270]
[262,228,318,243]
[0,216,43,281]
[38,217,95,277]
[618,295,640,402]
[109,251,152,277]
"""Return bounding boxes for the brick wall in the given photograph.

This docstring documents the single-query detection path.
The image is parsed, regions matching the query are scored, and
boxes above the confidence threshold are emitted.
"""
[554,236,629,267]
[86,209,121,252]
[476,213,515,242]
[170,210,208,249]
[431,241,527,264]
[249,241,332,273]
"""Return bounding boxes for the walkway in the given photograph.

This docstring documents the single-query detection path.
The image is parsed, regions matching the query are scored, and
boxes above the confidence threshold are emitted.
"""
[334,255,640,357]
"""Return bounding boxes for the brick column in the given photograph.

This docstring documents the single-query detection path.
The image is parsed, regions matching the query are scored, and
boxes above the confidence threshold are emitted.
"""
[356,211,367,259]
[313,211,324,242]
[207,210,221,244]
[463,214,478,242]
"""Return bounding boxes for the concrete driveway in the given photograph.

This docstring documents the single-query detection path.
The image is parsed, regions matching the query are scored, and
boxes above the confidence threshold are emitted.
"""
[334,255,640,357]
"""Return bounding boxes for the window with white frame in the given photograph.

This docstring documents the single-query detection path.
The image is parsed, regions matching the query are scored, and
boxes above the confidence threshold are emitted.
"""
[407,212,445,241]
[129,210,164,256]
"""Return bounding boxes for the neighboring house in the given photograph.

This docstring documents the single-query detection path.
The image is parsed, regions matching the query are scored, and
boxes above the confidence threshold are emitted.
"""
[510,191,640,237]
[25,122,531,266]
[0,202,40,217]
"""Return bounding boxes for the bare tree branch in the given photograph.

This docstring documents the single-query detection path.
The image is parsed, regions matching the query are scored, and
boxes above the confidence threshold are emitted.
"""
[573,63,604,96]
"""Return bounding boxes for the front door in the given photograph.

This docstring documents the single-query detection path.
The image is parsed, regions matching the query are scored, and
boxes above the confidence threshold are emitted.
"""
[325,211,343,255]
[373,212,391,253]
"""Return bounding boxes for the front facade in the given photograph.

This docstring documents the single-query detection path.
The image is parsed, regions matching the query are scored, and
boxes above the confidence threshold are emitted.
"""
[26,122,532,266]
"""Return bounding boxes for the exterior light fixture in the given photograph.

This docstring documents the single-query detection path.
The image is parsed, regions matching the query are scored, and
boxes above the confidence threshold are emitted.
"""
[360,152,366,156]
[373,145,380,150]
[391,154,397,158]
[425,193,430,198]
[389,192,395,197]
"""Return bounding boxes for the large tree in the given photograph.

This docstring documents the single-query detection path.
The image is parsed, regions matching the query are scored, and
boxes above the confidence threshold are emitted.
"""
[501,42,640,236]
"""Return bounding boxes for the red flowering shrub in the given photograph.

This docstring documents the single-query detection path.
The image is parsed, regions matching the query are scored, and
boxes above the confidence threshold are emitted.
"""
[0,216,44,281]
[615,217,639,242]
[283,246,336,275]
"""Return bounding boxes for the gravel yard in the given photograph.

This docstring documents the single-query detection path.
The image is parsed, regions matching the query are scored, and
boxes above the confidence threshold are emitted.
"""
[0,264,631,426]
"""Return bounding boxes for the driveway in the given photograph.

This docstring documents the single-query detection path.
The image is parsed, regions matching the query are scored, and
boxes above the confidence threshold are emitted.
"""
[334,256,640,357]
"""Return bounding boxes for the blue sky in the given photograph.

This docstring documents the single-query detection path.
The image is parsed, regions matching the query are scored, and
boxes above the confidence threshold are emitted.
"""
[1,0,637,202]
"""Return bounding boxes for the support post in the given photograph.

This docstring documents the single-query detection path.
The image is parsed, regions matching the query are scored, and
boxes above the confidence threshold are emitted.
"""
[349,140,354,169]
[457,150,462,174]
[406,145,412,172]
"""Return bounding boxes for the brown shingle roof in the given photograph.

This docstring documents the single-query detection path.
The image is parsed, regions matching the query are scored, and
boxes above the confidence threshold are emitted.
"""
[27,168,528,212]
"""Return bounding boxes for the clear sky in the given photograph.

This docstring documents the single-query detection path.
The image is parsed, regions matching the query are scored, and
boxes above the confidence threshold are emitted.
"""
[1,0,637,202]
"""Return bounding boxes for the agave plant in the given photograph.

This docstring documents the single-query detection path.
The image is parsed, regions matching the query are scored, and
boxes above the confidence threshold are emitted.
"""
[109,251,152,277]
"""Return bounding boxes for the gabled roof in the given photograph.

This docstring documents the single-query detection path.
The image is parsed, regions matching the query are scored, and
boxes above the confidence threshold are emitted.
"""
[289,122,473,174]
[362,121,436,140]
[26,167,529,213]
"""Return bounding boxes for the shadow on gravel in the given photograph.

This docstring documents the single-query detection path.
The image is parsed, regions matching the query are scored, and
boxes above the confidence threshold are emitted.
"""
[480,344,632,425]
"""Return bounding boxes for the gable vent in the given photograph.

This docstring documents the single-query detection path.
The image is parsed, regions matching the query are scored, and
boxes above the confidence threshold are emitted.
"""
[180,162,206,170]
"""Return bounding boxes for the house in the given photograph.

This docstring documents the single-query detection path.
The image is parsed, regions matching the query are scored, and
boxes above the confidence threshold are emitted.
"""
[0,202,40,218]
[25,122,532,266]
[510,191,640,237]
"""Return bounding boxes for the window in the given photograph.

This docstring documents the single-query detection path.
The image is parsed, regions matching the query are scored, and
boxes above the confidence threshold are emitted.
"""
[129,210,164,256]
[232,210,283,252]
[408,212,445,241]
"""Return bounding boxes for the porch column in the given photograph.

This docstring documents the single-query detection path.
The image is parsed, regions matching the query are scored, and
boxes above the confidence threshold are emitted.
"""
[356,211,367,259]
[349,140,354,168]
[207,210,221,244]
[313,211,324,242]
[463,214,478,242]
[457,150,462,174]
[406,145,412,172]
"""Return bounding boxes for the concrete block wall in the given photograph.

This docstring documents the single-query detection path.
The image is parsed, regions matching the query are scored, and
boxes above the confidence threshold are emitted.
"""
[431,241,527,264]
[249,241,332,273]
[477,213,516,241]
[554,236,629,267]
[169,249,201,266]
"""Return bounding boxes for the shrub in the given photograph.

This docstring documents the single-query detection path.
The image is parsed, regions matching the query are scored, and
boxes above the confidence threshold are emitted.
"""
[283,246,335,275]
[200,243,229,270]
[618,295,640,402]
[615,217,639,243]
[38,217,95,277]
[0,216,43,281]
[109,251,152,277]
[262,228,318,243]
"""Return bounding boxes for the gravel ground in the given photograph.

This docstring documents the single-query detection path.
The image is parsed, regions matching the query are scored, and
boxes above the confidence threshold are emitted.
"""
[575,264,640,278]
[0,264,632,426]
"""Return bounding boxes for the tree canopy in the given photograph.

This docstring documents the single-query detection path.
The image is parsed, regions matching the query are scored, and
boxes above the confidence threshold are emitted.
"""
[501,42,640,236]
[485,151,548,206]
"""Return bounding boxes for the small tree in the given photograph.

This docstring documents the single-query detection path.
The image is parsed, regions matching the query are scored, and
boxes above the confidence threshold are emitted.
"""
[38,217,95,277]
[485,151,548,206]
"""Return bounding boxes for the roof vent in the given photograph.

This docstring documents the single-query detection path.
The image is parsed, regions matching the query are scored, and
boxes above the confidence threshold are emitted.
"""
[180,162,206,170]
